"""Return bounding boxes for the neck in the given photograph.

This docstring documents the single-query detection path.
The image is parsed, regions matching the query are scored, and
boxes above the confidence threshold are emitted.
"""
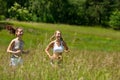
[16,36,22,40]
[56,39,60,42]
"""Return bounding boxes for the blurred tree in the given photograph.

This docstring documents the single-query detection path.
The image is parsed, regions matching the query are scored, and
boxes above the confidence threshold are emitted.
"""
[8,2,32,21]
[1,0,120,28]
[28,0,54,22]
[0,0,7,16]
[109,10,120,30]
[65,0,86,25]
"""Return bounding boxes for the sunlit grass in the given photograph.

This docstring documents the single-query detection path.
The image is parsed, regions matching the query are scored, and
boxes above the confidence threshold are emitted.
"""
[0,21,120,80]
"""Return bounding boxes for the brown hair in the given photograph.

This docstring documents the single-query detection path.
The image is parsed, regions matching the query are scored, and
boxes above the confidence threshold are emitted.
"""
[5,25,23,36]
[6,25,16,35]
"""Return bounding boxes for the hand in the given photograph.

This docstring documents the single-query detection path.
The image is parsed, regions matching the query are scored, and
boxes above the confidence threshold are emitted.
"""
[22,50,29,54]
[49,55,53,59]
[64,50,70,53]
[15,50,22,54]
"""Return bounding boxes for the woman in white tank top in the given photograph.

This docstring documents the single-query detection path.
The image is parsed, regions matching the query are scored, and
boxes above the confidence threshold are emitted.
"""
[45,30,69,67]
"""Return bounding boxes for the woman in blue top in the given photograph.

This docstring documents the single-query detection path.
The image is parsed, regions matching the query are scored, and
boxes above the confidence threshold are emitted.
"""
[45,30,69,67]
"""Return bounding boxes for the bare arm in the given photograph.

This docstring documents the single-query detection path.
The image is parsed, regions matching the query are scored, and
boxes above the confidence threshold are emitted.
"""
[45,41,54,58]
[63,41,69,52]
[7,40,21,54]
[21,50,29,54]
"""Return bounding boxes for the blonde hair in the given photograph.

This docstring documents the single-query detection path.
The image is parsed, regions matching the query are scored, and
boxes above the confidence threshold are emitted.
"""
[50,30,63,41]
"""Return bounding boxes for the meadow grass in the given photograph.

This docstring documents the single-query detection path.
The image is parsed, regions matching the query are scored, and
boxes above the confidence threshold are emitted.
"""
[0,21,120,80]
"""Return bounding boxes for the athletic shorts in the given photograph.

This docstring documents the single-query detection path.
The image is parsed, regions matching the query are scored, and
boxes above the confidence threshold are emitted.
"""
[10,57,23,66]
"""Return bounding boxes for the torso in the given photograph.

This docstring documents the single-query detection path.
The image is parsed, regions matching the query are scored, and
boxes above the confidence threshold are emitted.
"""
[53,40,64,53]
[12,38,24,57]
[13,38,24,50]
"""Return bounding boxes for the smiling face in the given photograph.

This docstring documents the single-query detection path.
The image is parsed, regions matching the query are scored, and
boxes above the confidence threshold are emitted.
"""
[55,30,61,40]
[16,28,23,37]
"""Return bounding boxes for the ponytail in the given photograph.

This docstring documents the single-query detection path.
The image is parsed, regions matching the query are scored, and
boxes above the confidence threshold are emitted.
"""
[50,35,55,41]
[5,25,16,35]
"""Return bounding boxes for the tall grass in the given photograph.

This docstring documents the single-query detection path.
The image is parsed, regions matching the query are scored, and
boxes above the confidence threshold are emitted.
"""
[0,21,120,80]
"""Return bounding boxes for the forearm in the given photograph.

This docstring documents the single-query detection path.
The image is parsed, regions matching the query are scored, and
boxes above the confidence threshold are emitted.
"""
[7,50,17,54]
[7,49,21,54]
[45,50,51,57]
[65,47,68,51]
[22,50,29,54]
[64,46,69,53]
[63,41,69,51]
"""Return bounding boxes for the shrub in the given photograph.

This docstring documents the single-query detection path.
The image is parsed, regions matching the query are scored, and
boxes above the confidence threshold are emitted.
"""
[8,2,33,21]
[109,10,120,30]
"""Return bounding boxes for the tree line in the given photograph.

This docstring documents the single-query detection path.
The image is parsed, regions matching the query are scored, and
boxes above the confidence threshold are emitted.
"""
[0,0,120,29]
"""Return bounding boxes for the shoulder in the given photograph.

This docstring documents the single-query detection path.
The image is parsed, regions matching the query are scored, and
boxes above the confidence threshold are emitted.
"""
[8,38,16,46]
[61,40,64,44]
[10,38,16,43]
[61,40,66,46]
[49,40,55,45]
[47,40,55,47]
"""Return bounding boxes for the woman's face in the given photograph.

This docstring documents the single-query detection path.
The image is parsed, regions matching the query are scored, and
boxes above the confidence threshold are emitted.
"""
[16,28,23,37]
[55,31,61,40]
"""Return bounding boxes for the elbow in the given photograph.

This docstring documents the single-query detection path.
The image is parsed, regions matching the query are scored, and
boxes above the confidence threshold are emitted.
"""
[45,48,49,53]
[7,48,11,53]
[7,49,10,53]
[45,49,47,53]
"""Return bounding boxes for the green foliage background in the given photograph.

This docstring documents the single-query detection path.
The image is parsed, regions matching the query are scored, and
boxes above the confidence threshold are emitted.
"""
[0,0,120,29]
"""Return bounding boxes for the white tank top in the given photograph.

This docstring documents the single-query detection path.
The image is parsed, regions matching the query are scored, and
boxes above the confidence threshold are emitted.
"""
[53,41,64,53]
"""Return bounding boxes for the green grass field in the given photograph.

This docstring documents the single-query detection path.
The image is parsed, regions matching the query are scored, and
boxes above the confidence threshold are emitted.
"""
[0,21,120,80]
